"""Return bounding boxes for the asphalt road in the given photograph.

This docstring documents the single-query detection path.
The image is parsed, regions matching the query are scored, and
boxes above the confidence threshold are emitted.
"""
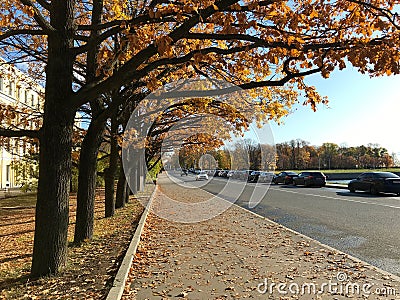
[167,171,400,276]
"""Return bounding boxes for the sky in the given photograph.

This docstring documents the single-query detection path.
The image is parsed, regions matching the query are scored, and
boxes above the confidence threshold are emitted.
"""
[267,66,400,155]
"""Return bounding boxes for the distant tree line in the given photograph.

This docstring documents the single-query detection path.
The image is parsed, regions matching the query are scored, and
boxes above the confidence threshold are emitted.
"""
[172,139,396,171]
[275,139,395,170]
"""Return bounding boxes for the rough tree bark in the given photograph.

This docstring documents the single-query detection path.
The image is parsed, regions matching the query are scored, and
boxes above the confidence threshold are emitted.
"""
[125,184,130,204]
[74,121,105,243]
[115,166,127,209]
[30,0,75,277]
[104,116,118,217]
[73,0,105,244]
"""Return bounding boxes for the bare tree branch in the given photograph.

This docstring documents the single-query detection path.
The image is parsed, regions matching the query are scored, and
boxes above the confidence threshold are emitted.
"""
[0,29,45,41]
[20,0,55,33]
[35,0,51,11]
[0,128,40,139]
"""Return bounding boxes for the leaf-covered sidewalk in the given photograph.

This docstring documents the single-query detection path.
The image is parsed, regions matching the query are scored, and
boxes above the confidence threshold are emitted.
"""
[123,174,400,299]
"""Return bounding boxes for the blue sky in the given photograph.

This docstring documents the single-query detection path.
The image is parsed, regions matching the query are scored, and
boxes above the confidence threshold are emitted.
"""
[268,67,400,155]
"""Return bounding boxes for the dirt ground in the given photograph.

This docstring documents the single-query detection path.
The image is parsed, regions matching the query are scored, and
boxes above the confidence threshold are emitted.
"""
[0,185,153,299]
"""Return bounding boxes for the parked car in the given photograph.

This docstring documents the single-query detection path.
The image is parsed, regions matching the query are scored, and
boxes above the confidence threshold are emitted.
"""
[293,171,326,187]
[181,169,188,176]
[233,170,244,179]
[218,170,228,177]
[247,171,262,182]
[259,172,275,183]
[213,169,221,177]
[195,171,209,181]
[272,171,298,184]
[241,170,254,181]
[227,170,235,178]
[247,171,273,183]
[348,172,400,195]
[231,170,241,179]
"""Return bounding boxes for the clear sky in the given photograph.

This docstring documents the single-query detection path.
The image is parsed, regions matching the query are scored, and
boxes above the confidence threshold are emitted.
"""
[268,66,400,155]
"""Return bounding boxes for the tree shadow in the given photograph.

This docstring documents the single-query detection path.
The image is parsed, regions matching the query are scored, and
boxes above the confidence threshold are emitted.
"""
[275,185,299,189]
[0,229,34,238]
[0,219,34,228]
[336,191,396,198]
[0,254,31,264]
[0,273,31,291]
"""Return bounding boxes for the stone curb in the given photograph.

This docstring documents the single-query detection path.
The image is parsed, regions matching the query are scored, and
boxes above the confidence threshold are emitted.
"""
[106,185,157,300]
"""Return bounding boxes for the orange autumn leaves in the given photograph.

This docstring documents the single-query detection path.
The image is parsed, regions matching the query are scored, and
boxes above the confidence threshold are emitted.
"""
[1,0,399,131]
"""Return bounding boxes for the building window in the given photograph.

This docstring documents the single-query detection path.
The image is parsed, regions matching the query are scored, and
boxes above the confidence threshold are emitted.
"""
[9,81,14,96]
[6,165,10,182]
[31,95,35,107]
[25,90,28,103]
[0,77,3,91]
[16,86,20,100]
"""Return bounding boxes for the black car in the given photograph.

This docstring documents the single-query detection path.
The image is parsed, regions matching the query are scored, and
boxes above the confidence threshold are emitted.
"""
[272,171,298,184]
[293,171,326,187]
[348,172,400,195]
[218,170,229,177]
[247,171,262,183]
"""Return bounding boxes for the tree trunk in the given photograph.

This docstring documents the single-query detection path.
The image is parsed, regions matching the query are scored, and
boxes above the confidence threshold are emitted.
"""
[73,0,105,243]
[104,117,118,217]
[31,0,75,278]
[31,110,74,277]
[74,121,105,243]
[125,183,130,204]
[115,166,126,209]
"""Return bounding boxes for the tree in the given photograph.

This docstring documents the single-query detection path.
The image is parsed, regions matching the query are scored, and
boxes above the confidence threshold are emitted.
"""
[104,115,119,217]
[320,142,339,169]
[1,0,399,277]
[215,149,231,170]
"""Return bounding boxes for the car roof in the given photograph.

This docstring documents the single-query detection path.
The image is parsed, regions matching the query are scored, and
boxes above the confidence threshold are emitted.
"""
[301,171,324,174]
[362,171,399,177]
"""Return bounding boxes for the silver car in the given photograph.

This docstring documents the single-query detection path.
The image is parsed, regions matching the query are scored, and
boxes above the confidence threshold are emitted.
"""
[259,172,274,183]
[195,171,209,181]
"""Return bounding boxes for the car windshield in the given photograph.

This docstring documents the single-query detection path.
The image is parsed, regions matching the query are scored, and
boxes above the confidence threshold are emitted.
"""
[287,172,298,175]
[375,172,400,178]
[310,172,324,177]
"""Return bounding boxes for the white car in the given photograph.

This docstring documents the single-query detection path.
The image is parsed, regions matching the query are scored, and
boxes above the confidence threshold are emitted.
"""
[196,171,209,180]
[259,172,275,183]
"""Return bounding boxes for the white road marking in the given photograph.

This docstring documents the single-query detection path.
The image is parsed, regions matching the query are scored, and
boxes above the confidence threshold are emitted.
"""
[268,187,400,210]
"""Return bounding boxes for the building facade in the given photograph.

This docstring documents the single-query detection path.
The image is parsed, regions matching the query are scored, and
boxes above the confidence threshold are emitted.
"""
[0,59,43,189]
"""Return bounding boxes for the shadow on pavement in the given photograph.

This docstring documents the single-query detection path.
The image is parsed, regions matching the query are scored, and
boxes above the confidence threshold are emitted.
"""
[336,191,397,198]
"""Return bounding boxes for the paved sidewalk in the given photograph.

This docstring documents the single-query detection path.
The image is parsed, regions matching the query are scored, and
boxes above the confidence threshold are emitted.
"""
[122,175,400,299]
